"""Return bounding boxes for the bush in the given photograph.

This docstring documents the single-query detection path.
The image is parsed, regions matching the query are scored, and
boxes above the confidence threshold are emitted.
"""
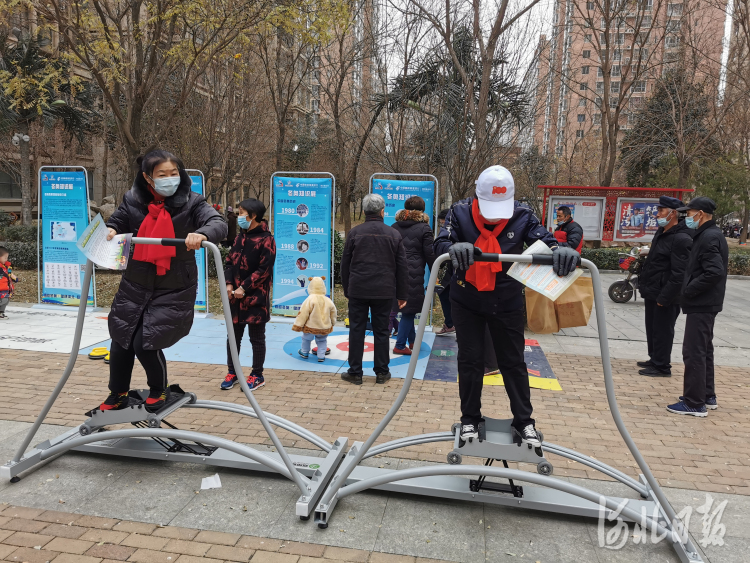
[333,230,344,284]
[0,224,37,243]
[729,253,750,276]
[0,210,14,228]
[0,241,39,269]
[580,247,631,271]
[207,244,230,278]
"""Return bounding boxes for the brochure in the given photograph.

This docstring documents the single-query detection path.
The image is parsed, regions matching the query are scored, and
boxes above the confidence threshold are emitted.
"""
[76,213,131,270]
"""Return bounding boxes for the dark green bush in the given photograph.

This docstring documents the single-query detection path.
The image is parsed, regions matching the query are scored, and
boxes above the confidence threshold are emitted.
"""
[0,241,40,269]
[0,224,37,243]
[0,210,14,228]
[729,253,750,275]
[207,245,230,278]
[581,247,632,271]
[333,230,344,284]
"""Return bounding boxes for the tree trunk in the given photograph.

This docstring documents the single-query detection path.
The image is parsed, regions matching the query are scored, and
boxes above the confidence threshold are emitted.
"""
[19,122,32,225]
[341,184,352,234]
[741,204,749,245]
[276,120,286,170]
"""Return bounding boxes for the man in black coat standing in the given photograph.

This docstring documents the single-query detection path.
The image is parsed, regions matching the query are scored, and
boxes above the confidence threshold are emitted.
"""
[554,206,584,251]
[667,197,728,417]
[637,196,693,377]
[340,193,409,385]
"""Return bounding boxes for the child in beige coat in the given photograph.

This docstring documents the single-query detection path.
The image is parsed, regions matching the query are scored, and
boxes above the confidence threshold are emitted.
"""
[292,277,337,362]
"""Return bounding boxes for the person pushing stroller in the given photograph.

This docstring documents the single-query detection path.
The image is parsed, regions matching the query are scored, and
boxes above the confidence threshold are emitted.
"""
[434,165,579,445]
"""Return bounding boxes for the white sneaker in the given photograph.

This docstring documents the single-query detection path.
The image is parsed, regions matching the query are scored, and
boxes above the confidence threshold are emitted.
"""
[520,424,541,447]
[460,424,479,441]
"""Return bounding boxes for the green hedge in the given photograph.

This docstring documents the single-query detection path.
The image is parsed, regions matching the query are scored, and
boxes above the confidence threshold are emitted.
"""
[207,245,230,278]
[580,248,627,271]
[729,253,750,275]
[0,241,39,269]
[0,224,37,243]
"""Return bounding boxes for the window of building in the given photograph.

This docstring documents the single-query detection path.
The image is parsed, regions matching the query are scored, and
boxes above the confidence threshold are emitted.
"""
[585,34,593,42]
[611,65,621,76]
[641,0,653,11]
[667,3,682,16]
[641,15,652,27]
[579,82,588,90]
[666,35,680,48]
[598,66,603,77]
[577,114,586,122]
[576,130,585,138]
[312,99,319,113]
[627,112,637,124]
[613,48,621,60]
[611,81,621,93]
[0,171,21,199]
[666,20,681,33]
[583,49,591,58]
[596,81,604,92]
[615,33,624,44]
[587,1,595,9]
[581,65,590,75]
[594,113,602,125]
[629,96,643,108]
[633,80,646,92]
[579,97,587,106]
[556,146,564,157]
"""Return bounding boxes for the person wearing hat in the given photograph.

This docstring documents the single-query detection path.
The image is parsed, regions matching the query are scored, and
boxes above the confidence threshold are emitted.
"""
[434,165,579,444]
[667,197,728,416]
[636,196,693,377]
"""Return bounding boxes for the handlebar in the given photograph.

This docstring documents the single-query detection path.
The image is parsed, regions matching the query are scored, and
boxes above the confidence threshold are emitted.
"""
[130,237,208,248]
[472,248,581,267]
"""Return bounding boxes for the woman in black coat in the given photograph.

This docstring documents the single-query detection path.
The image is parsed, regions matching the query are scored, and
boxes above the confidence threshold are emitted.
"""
[390,196,436,354]
[102,151,227,412]
[221,198,276,391]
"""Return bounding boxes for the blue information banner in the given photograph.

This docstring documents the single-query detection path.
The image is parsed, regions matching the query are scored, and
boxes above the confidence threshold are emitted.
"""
[372,178,436,288]
[188,173,208,312]
[271,176,333,316]
[372,179,435,228]
[39,168,94,306]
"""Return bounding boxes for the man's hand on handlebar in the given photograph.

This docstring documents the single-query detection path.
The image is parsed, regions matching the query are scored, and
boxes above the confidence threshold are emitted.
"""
[552,246,579,276]
[449,243,475,270]
[186,233,207,250]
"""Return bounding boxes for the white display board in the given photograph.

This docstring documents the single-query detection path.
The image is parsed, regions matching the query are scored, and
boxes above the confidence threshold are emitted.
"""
[547,196,605,241]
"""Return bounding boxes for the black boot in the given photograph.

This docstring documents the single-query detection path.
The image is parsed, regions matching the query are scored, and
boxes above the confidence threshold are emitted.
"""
[341,371,363,385]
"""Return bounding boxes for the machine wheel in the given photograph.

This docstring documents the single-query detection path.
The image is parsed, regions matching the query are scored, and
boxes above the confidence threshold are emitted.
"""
[447,452,462,465]
[451,423,461,436]
[608,281,634,303]
[537,431,544,443]
[79,424,92,436]
[188,392,198,404]
[147,416,160,429]
[537,460,553,476]
[299,515,310,521]
[318,522,328,529]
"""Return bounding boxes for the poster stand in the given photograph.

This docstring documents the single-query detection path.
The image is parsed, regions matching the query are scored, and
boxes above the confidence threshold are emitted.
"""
[185,169,209,315]
[269,171,335,319]
[37,165,96,308]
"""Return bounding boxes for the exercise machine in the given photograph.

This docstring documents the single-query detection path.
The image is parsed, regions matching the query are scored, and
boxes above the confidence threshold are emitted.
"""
[1,239,703,562]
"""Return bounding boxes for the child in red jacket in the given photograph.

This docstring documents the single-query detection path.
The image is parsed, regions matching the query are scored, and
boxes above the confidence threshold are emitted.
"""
[0,246,17,319]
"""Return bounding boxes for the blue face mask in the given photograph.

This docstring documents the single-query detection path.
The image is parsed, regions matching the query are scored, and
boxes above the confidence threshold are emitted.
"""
[237,216,251,230]
[685,214,699,229]
[656,211,672,228]
[150,175,180,197]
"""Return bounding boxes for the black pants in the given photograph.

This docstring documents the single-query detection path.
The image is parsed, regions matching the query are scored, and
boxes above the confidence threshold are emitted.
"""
[438,282,453,328]
[452,304,533,430]
[347,297,392,376]
[227,322,266,376]
[109,319,167,394]
[682,312,717,408]
[644,298,681,370]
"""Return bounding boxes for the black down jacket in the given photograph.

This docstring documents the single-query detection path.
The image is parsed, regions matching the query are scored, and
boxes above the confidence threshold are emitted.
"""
[391,209,437,315]
[639,221,693,305]
[106,168,227,350]
[681,220,728,314]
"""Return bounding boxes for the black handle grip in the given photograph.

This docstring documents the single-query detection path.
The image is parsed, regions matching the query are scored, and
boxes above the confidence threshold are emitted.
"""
[160,238,186,247]
[472,248,500,262]
[531,255,554,265]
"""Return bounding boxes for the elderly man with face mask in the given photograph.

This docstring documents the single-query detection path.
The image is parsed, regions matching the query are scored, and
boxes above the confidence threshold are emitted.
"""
[666,197,728,417]
[636,196,693,377]
[434,165,579,445]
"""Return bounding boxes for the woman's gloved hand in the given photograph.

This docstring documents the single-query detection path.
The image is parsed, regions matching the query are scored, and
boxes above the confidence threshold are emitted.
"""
[552,246,580,276]
[449,243,475,270]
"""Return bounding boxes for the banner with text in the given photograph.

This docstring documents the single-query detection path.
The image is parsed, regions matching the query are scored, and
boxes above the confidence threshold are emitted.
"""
[614,197,659,242]
[271,176,333,316]
[39,168,94,306]
[372,179,435,229]
[187,172,208,312]
[547,196,605,240]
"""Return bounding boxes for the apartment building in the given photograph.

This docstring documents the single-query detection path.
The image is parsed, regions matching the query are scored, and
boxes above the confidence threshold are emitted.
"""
[531,0,727,162]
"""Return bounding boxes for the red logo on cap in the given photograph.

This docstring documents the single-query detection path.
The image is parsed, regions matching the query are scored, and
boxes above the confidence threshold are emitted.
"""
[492,186,507,195]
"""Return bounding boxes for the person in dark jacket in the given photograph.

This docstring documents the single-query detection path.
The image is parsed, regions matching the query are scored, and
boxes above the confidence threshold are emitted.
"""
[435,209,455,336]
[434,165,579,444]
[554,206,584,252]
[636,196,693,377]
[103,150,227,412]
[221,199,276,391]
[390,196,436,355]
[667,197,728,417]
[224,206,238,247]
[340,193,408,385]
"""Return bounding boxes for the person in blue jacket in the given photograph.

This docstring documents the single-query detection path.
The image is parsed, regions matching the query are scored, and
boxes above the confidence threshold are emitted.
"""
[434,165,579,445]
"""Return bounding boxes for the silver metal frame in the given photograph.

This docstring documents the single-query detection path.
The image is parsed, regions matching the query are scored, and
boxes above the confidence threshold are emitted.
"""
[269,171,336,318]
[546,195,606,241]
[3,239,704,561]
[185,169,209,314]
[37,165,96,307]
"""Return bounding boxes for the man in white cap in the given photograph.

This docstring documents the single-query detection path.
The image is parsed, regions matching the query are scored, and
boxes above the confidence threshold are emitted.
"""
[434,165,579,444]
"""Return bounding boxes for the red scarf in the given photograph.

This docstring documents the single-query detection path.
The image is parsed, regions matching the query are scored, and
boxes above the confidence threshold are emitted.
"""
[465,199,508,292]
[132,188,176,275]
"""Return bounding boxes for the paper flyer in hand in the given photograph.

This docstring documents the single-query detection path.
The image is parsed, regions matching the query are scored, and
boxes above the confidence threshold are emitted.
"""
[507,240,583,301]
[76,213,131,270]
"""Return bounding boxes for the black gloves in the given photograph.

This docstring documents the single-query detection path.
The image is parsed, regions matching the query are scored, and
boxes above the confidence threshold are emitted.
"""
[449,243,475,270]
[552,246,580,276]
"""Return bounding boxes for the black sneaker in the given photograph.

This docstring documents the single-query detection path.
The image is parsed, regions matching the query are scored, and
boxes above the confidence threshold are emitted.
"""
[636,359,653,368]
[99,392,129,411]
[520,424,542,447]
[145,388,168,413]
[460,424,479,441]
[341,371,363,385]
[375,371,391,384]
[639,366,671,377]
